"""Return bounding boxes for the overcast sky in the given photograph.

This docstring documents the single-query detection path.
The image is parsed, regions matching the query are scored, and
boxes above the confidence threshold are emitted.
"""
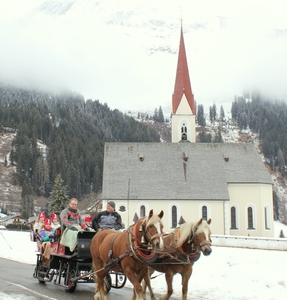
[0,0,286,113]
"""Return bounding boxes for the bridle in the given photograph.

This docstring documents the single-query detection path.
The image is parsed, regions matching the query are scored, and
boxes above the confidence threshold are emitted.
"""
[188,224,212,251]
[173,223,211,263]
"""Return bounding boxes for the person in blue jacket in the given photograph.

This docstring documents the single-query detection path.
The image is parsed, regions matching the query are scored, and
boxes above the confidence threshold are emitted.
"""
[92,201,122,232]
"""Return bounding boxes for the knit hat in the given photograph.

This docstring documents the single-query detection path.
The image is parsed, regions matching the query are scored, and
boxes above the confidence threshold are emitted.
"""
[50,212,58,220]
[44,218,51,226]
[38,212,46,219]
[107,201,115,209]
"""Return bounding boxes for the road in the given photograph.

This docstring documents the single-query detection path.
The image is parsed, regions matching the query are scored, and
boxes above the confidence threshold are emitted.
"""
[0,258,175,300]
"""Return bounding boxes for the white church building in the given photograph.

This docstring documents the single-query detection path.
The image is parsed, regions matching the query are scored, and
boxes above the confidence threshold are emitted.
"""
[100,24,274,238]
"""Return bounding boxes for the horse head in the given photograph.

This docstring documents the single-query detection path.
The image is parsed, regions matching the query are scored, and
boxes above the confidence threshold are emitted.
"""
[177,218,212,256]
[137,209,164,251]
[191,218,212,256]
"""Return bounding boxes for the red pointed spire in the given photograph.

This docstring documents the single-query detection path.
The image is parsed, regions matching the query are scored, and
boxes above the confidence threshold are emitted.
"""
[172,24,195,114]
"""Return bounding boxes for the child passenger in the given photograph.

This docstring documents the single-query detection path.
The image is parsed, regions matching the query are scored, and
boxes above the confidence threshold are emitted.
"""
[39,218,56,243]
[50,212,61,230]
[34,211,46,235]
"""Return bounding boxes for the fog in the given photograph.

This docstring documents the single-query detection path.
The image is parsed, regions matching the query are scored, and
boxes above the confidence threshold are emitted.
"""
[0,0,286,113]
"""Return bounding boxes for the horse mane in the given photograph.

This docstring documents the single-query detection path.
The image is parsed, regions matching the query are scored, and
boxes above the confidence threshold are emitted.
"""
[146,214,163,228]
[177,220,210,247]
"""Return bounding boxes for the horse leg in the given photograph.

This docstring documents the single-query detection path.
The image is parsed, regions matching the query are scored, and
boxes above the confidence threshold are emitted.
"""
[181,266,192,300]
[94,283,101,300]
[159,270,174,300]
[94,271,108,300]
[142,269,157,300]
[125,268,147,300]
[93,260,108,300]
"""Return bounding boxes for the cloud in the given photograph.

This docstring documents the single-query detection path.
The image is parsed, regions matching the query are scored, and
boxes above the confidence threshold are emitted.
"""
[0,0,286,114]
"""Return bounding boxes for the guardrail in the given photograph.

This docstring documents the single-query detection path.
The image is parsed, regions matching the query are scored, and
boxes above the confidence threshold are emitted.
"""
[211,234,287,251]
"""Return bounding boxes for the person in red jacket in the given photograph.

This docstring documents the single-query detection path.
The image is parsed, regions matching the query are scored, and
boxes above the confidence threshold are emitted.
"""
[59,198,88,252]
[60,198,88,231]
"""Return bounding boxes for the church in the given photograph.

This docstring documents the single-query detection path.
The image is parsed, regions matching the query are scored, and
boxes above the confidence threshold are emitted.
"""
[101,24,274,238]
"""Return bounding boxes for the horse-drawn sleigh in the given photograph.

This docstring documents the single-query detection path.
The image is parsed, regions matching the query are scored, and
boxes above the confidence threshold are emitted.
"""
[32,210,212,300]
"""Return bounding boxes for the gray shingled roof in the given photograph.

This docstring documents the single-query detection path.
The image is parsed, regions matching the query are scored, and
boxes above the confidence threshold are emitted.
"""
[102,143,272,201]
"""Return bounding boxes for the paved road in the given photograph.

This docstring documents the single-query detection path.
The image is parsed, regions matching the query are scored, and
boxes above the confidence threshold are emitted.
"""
[0,258,175,300]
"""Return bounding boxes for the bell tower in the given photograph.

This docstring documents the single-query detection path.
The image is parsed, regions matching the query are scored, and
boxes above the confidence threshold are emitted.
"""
[171,23,196,143]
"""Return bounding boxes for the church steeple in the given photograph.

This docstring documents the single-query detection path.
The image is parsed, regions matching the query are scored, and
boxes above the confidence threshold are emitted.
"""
[172,23,195,115]
[171,23,196,143]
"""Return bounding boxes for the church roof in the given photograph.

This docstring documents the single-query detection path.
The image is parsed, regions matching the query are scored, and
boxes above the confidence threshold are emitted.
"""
[102,143,272,201]
[172,24,195,115]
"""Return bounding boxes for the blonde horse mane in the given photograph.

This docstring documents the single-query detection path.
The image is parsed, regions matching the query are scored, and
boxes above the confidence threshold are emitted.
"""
[177,220,211,247]
[146,214,163,228]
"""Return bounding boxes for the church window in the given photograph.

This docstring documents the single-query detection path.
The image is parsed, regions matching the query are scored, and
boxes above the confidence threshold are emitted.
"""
[247,207,254,229]
[140,205,146,218]
[202,206,207,220]
[119,205,126,212]
[181,124,187,140]
[264,206,270,229]
[230,207,237,229]
[171,206,177,228]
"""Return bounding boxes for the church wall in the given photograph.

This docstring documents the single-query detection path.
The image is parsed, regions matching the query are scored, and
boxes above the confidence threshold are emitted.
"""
[259,183,274,238]
[228,183,274,237]
[107,199,225,235]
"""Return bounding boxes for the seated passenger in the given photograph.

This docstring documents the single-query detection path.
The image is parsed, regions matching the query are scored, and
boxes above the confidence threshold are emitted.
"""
[38,218,55,266]
[60,198,88,252]
[34,211,46,236]
[92,201,122,232]
[50,212,61,230]
[39,218,56,243]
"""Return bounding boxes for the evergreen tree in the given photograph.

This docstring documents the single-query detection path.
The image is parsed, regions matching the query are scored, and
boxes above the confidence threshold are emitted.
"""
[213,130,223,143]
[21,180,34,219]
[212,103,217,121]
[209,106,213,123]
[158,106,164,123]
[197,104,206,126]
[277,149,285,173]
[219,105,225,123]
[48,174,69,214]
[153,108,158,122]
[198,129,212,143]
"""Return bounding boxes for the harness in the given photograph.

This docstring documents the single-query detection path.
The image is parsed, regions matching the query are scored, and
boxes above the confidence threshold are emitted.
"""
[104,218,161,269]
[151,224,211,265]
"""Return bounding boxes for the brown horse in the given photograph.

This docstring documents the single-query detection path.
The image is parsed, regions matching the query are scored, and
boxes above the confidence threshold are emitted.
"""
[143,218,212,300]
[90,209,164,300]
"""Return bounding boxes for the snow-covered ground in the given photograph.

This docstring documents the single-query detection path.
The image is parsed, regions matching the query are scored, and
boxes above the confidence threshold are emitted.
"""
[0,221,287,299]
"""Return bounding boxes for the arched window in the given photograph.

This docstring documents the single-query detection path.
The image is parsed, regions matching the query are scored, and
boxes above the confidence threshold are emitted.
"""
[171,206,177,228]
[140,205,146,218]
[181,124,187,140]
[247,207,254,229]
[231,207,237,229]
[202,206,207,220]
[265,206,270,229]
[119,205,126,212]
